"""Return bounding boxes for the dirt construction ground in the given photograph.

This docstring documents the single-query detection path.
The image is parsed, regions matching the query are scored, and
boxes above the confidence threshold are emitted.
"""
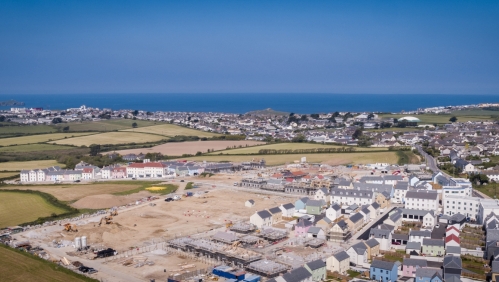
[18,188,296,281]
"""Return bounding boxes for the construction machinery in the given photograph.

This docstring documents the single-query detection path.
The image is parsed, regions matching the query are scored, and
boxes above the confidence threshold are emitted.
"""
[225,220,233,229]
[63,223,78,232]
[98,216,113,226]
[110,210,118,216]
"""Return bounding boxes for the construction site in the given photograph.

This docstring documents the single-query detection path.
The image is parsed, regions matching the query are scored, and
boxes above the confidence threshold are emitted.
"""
[9,188,323,281]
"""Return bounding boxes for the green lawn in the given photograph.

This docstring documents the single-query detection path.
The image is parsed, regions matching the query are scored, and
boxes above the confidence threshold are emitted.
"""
[0,244,98,282]
[0,144,77,153]
[0,191,68,228]
[474,183,499,198]
[110,181,178,195]
[396,151,420,165]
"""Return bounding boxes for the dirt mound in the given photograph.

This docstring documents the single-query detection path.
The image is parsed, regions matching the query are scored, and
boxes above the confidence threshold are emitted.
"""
[71,191,153,209]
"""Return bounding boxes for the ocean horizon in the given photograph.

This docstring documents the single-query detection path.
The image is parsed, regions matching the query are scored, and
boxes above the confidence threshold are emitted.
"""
[1,93,498,114]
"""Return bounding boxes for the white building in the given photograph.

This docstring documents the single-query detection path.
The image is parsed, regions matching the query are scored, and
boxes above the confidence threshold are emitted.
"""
[443,195,480,221]
[478,199,499,224]
[325,204,342,221]
[330,189,374,206]
[442,185,472,203]
[250,210,272,229]
[404,191,439,211]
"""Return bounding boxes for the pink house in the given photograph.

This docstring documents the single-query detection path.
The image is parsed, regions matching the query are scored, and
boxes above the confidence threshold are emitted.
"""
[294,218,313,237]
[112,167,127,179]
[402,258,427,277]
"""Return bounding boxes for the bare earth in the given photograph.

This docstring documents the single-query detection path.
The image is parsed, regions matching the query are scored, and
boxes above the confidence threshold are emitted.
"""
[71,191,154,209]
[112,140,265,156]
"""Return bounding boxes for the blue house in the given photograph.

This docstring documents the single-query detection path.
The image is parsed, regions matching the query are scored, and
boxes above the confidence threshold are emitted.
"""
[370,259,399,282]
[415,267,443,282]
[295,197,309,210]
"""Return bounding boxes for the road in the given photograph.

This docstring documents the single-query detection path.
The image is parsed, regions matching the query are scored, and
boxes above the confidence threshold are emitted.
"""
[415,145,439,173]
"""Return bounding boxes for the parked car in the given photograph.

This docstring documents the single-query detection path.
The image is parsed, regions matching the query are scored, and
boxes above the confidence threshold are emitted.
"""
[180,180,185,182]
[392,242,401,245]
[165,198,173,202]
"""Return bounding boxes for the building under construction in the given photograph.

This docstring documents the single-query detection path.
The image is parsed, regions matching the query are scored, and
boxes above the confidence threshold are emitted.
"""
[258,228,288,242]
[230,222,256,234]
[246,259,288,278]
[169,238,262,267]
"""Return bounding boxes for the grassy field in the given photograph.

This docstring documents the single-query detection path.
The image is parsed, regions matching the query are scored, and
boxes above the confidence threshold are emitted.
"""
[3,182,155,202]
[0,191,67,228]
[474,183,499,199]
[0,124,58,135]
[0,172,19,179]
[184,151,402,166]
[396,151,420,165]
[379,111,499,124]
[0,160,62,171]
[0,144,77,153]
[122,123,220,137]
[52,119,158,132]
[208,143,388,155]
[52,131,165,146]
[0,132,94,146]
[0,244,97,282]
[111,181,178,196]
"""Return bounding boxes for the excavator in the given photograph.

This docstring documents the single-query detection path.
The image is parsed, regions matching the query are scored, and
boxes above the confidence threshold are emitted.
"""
[98,216,113,226]
[110,210,118,216]
[63,223,78,232]
[225,220,233,229]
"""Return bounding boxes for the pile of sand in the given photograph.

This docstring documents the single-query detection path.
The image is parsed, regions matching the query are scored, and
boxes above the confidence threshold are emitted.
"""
[71,191,153,209]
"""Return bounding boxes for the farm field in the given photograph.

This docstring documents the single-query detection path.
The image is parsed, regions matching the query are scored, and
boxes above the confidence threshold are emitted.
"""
[52,119,158,132]
[0,191,67,228]
[0,244,96,282]
[4,182,153,202]
[0,144,75,153]
[122,123,220,137]
[0,160,62,171]
[113,140,266,156]
[0,124,58,135]
[208,142,388,155]
[52,132,165,146]
[184,151,401,166]
[0,132,94,146]
[0,172,18,179]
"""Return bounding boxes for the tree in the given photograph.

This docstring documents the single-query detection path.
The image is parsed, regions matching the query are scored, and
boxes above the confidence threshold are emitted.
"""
[0,116,5,122]
[469,174,489,185]
[310,114,320,119]
[133,110,139,116]
[195,151,202,156]
[292,134,306,143]
[132,122,138,128]
[367,113,375,120]
[89,144,101,156]
[52,117,63,124]
[62,126,70,132]
[352,128,363,139]
[300,115,307,121]
[449,116,458,123]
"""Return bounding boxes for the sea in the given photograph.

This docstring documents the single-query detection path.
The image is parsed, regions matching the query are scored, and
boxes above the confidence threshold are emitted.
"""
[0,93,498,114]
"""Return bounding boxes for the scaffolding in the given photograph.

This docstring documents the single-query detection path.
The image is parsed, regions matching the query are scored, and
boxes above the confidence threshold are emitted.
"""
[246,260,288,278]
[169,237,194,251]
[230,222,256,234]
[239,235,260,244]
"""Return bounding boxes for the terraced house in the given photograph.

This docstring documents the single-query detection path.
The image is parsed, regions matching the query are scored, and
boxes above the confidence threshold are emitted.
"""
[329,188,374,206]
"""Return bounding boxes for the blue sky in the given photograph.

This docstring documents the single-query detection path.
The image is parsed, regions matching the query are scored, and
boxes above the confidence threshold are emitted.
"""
[0,1,498,94]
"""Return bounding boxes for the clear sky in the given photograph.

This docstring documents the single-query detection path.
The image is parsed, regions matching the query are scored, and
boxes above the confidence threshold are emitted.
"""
[1,1,498,94]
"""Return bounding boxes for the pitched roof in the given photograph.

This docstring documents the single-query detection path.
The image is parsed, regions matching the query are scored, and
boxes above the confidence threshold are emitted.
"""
[306,199,323,207]
[443,255,462,268]
[349,213,364,223]
[282,266,312,282]
[371,259,396,271]
[415,267,442,279]
[256,210,272,219]
[445,234,460,244]
[446,246,461,254]
[423,238,444,247]
[350,242,368,255]
[305,259,326,271]
[268,207,281,214]
[410,230,432,237]
[369,228,391,238]
[333,251,349,262]
[365,238,379,248]
[405,190,439,200]
[403,258,428,267]
[282,203,294,209]
[406,241,421,250]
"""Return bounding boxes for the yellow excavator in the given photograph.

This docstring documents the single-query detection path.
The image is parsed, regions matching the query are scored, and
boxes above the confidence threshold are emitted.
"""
[63,223,78,232]
[225,220,233,229]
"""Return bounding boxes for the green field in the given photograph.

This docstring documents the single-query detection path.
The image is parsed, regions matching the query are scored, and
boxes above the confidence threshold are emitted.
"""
[0,191,67,228]
[0,144,79,153]
[0,124,58,135]
[184,151,403,166]
[396,151,420,165]
[379,110,499,124]
[0,172,18,179]
[122,123,220,137]
[52,131,165,146]
[0,244,97,282]
[52,119,158,132]
[0,160,62,171]
[208,142,388,155]
[0,132,94,146]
